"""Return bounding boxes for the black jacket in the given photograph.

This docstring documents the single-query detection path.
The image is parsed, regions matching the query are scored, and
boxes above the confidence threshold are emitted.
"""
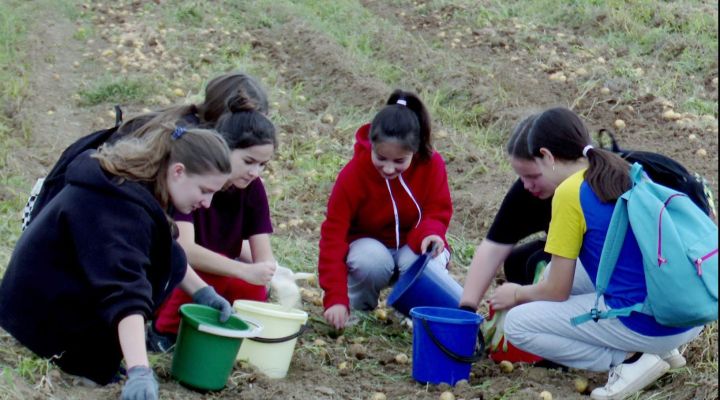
[0,150,187,384]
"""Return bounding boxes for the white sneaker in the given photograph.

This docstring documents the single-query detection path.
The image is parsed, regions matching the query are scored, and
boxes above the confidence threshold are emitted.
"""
[591,353,670,400]
[660,348,686,369]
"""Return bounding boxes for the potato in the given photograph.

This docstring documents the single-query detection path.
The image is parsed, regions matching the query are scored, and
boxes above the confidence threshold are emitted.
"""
[539,390,553,400]
[614,119,626,130]
[371,393,387,400]
[439,391,455,400]
[321,114,334,124]
[373,308,388,321]
[395,353,409,364]
[574,377,589,393]
[499,360,514,373]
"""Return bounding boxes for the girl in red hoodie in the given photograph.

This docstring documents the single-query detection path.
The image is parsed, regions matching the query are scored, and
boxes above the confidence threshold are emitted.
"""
[319,89,454,329]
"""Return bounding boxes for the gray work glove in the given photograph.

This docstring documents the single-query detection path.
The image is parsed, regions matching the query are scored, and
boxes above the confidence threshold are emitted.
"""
[192,286,232,322]
[121,366,158,400]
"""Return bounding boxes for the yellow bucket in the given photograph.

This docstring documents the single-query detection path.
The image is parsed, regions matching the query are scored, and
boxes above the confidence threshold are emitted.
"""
[233,300,308,378]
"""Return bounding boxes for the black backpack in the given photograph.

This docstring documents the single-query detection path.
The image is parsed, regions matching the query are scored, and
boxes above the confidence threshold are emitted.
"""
[597,128,714,217]
[22,106,124,230]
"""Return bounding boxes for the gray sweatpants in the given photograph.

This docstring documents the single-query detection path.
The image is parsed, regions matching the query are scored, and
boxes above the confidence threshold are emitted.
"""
[346,237,451,311]
[504,262,703,371]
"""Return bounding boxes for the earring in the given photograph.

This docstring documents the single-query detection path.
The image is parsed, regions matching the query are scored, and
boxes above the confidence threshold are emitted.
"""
[552,164,556,172]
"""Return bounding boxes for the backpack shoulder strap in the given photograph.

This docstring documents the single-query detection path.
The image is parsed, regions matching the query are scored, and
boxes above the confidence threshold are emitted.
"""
[571,164,646,325]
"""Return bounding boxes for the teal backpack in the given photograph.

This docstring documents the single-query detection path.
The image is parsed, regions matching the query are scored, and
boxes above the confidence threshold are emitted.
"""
[572,163,718,328]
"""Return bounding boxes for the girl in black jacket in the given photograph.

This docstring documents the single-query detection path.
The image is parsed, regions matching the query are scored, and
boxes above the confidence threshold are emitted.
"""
[0,124,232,400]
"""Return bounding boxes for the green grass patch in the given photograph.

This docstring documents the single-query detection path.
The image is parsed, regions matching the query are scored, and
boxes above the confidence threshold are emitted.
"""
[77,78,154,106]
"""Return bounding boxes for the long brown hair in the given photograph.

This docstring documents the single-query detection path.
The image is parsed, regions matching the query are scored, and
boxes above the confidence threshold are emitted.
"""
[527,107,630,202]
[93,125,231,209]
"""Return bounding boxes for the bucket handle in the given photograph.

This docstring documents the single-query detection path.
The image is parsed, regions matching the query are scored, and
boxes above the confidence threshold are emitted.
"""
[420,318,485,364]
[198,315,264,339]
[248,323,308,344]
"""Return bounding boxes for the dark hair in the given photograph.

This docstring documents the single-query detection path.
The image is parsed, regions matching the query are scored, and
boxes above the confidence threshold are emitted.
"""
[215,93,277,150]
[198,72,269,122]
[369,89,433,161]
[505,114,538,160]
[117,72,268,138]
[527,107,630,203]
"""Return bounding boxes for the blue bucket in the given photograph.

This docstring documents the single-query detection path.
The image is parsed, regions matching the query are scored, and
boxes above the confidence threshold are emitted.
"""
[409,307,484,385]
[387,252,462,317]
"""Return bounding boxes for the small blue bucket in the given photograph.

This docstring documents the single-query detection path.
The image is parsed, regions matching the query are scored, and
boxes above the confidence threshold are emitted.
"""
[387,252,463,317]
[409,307,484,385]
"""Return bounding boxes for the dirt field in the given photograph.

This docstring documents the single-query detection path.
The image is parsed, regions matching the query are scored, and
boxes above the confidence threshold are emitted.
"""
[0,1,717,399]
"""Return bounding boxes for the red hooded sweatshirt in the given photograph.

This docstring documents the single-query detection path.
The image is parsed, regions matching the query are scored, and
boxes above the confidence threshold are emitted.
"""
[318,123,453,310]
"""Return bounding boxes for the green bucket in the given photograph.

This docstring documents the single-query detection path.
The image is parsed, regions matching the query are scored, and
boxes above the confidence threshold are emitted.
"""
[171,304,263,391]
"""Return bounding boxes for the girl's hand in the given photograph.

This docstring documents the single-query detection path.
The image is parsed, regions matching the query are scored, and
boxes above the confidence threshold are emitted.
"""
[323,304,349,329]
[241,261,277,285]
[421,235,444,257]
[489,282,521,311]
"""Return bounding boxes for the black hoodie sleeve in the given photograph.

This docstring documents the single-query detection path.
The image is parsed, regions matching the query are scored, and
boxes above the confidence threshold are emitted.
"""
[67,193,158,327]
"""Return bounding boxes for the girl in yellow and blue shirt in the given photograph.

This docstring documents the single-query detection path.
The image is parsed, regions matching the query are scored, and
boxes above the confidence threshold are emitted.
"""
[488,108,702,400]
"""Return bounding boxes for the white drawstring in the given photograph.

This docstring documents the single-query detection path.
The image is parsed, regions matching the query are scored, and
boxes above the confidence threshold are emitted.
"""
[398,175,422,228]
[384,179,401,250]
[384,174,423,250]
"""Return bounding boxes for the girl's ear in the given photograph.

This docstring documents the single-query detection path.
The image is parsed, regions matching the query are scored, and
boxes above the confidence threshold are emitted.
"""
[538,147,555,165]
[168,162,186,180]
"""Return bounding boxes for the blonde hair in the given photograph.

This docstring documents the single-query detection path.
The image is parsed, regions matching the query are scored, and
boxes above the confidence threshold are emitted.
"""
[93,125,231,209]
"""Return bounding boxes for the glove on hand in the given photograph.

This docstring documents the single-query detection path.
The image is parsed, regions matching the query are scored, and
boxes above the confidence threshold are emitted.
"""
[121,366,158,400]
[192,286,232,322]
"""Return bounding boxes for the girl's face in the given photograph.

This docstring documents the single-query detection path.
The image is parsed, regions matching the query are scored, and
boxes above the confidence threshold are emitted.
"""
[167,163,228,214]
[371,141,414,180]
[510,156,557,199]
[228,144,275,189]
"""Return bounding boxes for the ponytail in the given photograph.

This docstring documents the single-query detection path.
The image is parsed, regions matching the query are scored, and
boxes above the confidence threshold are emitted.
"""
[584,148,631,202]
[370,89,433,161]
[527,107,630,203]
[216,92,277,150]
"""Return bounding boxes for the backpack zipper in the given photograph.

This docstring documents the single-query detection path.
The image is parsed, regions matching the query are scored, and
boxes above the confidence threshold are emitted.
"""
[695,249,718,276]
[657,194,684,266]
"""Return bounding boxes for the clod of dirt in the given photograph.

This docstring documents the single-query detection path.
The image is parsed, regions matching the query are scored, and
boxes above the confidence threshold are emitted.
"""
[371,392,387,400]
[499,360,514,373]
[574,377,589,394]
[439,391,455,400]
[539,390,553,400]
[349,343,367,360]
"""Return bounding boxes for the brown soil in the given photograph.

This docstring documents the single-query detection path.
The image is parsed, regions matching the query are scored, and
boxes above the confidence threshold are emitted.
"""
[1,1,717,400]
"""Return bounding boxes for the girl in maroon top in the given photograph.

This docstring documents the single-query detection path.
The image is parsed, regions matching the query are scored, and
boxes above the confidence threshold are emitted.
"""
[319,90,455,329]
[153,93,278,340]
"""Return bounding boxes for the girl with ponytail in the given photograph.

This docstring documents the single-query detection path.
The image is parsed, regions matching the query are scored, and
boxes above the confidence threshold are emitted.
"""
[151,90,280,346]
[488,107,701,400]
[318,89,457,329]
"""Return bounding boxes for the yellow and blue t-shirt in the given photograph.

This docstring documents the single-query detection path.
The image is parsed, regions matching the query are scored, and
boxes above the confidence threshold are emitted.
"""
[546,169,689,336]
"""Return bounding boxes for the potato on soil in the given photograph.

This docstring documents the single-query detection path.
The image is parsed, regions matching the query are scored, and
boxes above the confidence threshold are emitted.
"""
[574,377,589,393]
[499,360,514,373]
[439,391,455,400]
